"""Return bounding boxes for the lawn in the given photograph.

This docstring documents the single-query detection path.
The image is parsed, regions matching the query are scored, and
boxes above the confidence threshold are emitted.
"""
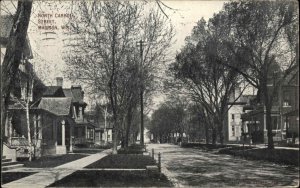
[2,172,37,184]
[219,147,299,166]
[85,154,156,169]
[20,154,87,168]
[48,170,173,187]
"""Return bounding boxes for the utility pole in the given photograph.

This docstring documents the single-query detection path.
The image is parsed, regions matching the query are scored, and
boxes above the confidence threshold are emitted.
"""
[137,40,145,145]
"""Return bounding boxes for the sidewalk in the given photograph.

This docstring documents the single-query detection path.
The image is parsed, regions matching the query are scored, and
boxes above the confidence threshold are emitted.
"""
[228,143,299,150]
[2,149,112,188]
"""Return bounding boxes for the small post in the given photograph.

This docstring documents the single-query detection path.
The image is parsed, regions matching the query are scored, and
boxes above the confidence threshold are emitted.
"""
[152,148,154,159]
[158,152,161,173]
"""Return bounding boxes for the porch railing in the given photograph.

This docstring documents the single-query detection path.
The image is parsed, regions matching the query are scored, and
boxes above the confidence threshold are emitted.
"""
[10,137,29,147]
[74,138,94,145]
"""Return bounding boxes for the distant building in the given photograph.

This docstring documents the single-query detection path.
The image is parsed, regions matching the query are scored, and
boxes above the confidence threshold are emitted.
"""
[225,87,256,143]
[84,109,113,146]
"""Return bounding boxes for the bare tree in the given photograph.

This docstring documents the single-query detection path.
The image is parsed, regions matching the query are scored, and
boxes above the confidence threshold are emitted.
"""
[63,0,174,153]
[1,0,33,160]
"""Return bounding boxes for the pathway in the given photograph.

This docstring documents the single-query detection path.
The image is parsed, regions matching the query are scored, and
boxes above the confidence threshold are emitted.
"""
[2,149,112,188]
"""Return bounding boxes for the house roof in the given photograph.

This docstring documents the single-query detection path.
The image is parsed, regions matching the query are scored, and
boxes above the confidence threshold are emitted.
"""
[38,97,72,116]
[240,95,256,103]
[43,86,64,97]
[75,118,96,128]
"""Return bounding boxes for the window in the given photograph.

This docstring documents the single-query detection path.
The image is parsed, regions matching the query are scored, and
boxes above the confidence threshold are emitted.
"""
[232,114,235,120]
[232,125,235,136]
[283,92,291,106]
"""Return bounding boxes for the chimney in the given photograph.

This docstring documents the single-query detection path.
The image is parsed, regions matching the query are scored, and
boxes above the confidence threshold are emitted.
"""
[56,77,63,87]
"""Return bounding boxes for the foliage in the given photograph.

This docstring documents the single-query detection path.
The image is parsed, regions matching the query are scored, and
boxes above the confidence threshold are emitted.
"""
[167,1,298,147]
[150,98,187,143]
[215,1,298,149]
[169,16,243,144]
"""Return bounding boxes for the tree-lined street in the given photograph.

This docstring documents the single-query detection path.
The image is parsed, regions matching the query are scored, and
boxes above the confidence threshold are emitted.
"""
[1,0,299,187]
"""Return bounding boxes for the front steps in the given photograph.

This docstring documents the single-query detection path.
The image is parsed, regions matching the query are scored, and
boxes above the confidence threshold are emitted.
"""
[2,156,24,171]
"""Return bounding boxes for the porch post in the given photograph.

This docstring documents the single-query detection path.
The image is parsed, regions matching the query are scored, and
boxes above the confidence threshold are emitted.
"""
[62,120,65,146]
[9,114,12,141]
[79,107,83,120]
[5,112,9,137]
[286,116,289,140]
[34,114,37,141]
[70,126,73,152]
[85,125,87,139]
[38,114,42,140]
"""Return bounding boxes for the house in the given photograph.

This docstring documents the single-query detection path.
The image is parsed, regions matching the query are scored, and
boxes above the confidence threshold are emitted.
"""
[225,87,256,143]
[279,69,299,143]
[41,78,96,148]
[3,73,95,160]
[1,14,43,160]
[85,106,113,146]
[241,68,299,144]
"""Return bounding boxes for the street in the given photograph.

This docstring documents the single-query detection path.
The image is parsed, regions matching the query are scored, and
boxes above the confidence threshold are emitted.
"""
[148,144,299,187]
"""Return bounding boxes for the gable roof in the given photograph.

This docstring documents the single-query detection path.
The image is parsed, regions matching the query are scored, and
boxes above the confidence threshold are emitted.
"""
[38,97,72,116]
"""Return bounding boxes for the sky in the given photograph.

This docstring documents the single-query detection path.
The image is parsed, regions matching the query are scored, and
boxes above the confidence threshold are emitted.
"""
[1,0,227,111]
[163,1,226,54]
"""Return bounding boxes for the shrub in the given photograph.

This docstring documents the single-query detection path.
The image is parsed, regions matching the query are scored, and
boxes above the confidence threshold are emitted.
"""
[117,144,146,154]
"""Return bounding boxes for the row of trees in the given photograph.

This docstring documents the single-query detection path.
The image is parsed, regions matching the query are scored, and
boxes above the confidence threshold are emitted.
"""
[164,1,298,149]
[149,96,207,143]
[64,1,174,153]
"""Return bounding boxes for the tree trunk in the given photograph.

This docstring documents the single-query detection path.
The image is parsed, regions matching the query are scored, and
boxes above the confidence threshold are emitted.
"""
[263,84,274,149]
[125,106,133,148]
[26,102,32,161]
[212,128,217,145]
[1,0,33,161]
[205,124,209,144]
[218,119,225,145]
[112,127,118,154]
[265,103,274,149]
